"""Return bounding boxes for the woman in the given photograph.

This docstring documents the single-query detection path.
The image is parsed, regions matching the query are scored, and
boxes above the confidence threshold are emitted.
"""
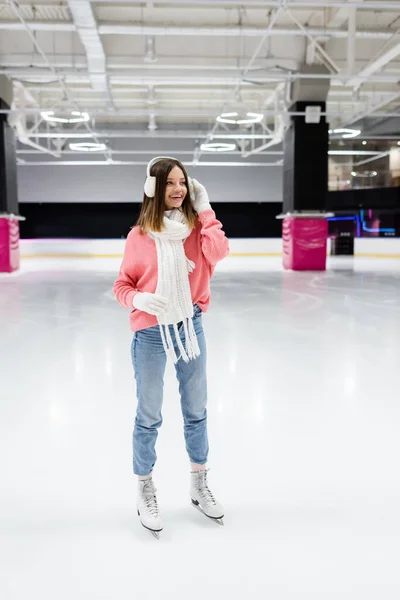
[113,156,229,538]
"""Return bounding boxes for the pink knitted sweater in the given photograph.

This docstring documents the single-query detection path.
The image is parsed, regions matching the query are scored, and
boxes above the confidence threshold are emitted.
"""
[113,209,229,332]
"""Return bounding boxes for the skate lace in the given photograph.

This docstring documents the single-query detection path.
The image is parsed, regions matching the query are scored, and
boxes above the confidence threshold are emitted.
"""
[196,471,216,506]
[141,481,159,518]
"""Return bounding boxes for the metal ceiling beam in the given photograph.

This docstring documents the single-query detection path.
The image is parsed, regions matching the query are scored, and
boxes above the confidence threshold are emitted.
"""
[327,0,364,28]
[0,21,396,41]
[285,8,340,73]
[327,6,350,28]
[0,54,302,71]
[88,0,400,9]
[2,106,400,119]
[342,90,400,126]
[18,85,400,99]
[15,147,400,156]
[347,8,357,76]
[16,149,284,155]
[96,25,400,41]
[346,41,400,88]
[6,131,280,140]
[8,130,400,141]
[353,150,391,166]
[18,160,279,167]
[7,0,400,9]
[3,68,400,85]
[0,21,75,31]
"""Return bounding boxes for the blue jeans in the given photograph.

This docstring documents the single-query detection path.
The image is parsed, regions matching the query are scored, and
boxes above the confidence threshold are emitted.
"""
[131,305,208,476]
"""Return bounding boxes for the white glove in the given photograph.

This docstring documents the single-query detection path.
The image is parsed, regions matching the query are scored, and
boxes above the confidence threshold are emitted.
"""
[190,178,212,214]
[133,292,168,316]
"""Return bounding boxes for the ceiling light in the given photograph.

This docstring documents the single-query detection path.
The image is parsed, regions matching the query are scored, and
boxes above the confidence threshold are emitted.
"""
[362,141,367,145]
[200,142,236,152]
[69,142,107,152]
[328,128,361,139]
[351,170,378,177]
[41,110,90,124]
[216,112,263,125]
[398,141,400,146]
[328,150,377,156]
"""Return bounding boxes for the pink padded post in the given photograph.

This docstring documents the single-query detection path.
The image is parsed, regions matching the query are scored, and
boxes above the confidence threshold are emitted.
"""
[282,217,327,271]
[0,217,20,273]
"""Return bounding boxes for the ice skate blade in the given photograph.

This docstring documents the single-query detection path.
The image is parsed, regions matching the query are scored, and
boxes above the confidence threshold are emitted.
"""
[140,521,163,539]
[137,510,163,539]
[191,499,224,526]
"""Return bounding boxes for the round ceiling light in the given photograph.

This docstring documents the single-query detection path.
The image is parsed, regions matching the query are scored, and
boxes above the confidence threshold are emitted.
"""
[69,142,107,152]
[328,128,361,139]
[200,142,236,152]
[216,112,263,125]
[41,110,90,124]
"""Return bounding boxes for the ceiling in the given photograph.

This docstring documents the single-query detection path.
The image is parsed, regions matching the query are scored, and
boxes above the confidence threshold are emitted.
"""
[1,0,400,166]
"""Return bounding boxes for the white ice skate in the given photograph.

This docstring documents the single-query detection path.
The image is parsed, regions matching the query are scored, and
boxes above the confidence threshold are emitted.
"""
[137,477,163,539]
[190,470,224,526]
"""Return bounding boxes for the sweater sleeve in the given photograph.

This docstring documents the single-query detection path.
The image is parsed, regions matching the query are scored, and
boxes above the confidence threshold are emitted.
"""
[113,232,140,309]
[198,209,230,266]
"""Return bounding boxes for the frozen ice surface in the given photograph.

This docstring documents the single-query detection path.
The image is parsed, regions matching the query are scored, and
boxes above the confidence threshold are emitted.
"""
[0,256,399,599]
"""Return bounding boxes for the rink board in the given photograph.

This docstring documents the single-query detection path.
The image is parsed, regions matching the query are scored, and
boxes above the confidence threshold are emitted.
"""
[19,238,400,259]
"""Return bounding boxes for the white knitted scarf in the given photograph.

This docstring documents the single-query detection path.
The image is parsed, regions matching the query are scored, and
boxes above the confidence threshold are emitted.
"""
[148,209,200,364]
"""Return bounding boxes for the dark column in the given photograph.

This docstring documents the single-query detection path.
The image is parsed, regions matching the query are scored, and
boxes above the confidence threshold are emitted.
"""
[0,76,21,272]
[280,66,331,270]
[0,101,19,216]
[283,100,329,213]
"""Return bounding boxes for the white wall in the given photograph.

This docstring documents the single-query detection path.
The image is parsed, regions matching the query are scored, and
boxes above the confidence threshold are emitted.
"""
[16,164,283,204]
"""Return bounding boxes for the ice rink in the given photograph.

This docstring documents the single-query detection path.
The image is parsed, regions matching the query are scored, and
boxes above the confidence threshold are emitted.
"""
[1,256,400,599]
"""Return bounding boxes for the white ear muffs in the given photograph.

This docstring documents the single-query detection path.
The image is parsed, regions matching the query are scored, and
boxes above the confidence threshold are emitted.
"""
[144,175,156,198]
[144,155,181,198]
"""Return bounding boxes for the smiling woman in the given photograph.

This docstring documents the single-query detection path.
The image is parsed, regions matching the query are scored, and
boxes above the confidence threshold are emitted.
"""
[113,155,230,538]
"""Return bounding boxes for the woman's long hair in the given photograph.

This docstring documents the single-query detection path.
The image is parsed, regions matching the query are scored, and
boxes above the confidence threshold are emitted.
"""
[136,158,198,233]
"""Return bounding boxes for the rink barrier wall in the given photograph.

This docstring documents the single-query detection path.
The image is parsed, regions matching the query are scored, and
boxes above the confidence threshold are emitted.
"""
[19,238,400,259]
[18,202,284,239]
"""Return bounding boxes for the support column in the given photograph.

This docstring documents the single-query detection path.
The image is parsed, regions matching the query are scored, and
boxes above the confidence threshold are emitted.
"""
[0,75,21,273]
[281,65,330,270]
